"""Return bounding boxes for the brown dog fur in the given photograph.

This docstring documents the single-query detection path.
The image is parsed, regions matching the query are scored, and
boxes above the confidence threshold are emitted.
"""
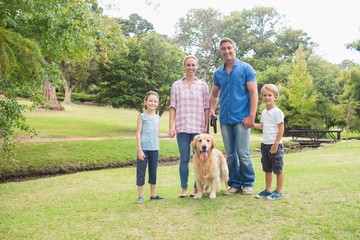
[191,134,229,199]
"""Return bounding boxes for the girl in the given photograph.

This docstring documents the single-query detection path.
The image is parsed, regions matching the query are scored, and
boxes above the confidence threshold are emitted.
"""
[136,91,165,203]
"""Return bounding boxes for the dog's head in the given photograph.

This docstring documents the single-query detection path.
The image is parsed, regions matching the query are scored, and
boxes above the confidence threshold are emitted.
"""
[191,134,215,159]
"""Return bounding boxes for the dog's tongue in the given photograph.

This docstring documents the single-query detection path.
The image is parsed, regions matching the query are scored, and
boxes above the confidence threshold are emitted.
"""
[200,151,208,158]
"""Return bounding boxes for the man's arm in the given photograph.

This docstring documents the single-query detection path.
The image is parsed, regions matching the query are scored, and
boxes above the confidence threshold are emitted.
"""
[243,81,258,128]
[209,85,220,117]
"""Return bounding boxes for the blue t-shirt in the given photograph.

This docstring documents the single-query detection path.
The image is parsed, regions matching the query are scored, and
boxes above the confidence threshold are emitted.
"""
[213,59,256,124]
[140,112,160,151]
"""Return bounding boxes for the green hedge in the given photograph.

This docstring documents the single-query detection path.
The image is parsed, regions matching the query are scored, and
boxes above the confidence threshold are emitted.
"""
[56,92,95,102]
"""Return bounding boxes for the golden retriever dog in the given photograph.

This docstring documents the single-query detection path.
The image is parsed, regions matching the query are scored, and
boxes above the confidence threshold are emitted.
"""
[191,133,229,199]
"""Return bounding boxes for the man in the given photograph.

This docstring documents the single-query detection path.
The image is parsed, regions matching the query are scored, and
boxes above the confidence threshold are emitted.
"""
[209,37,258,195]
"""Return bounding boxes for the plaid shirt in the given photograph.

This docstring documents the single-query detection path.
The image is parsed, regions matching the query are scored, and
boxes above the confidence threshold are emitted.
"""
[170,77,209,133]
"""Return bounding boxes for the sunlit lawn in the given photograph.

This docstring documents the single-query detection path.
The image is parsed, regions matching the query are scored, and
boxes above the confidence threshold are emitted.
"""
[1,141,359,239]
[0,102,359,239]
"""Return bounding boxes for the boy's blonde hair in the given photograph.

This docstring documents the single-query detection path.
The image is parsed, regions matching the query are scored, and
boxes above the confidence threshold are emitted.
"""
[260,84,279,97]
[143,91,159,109]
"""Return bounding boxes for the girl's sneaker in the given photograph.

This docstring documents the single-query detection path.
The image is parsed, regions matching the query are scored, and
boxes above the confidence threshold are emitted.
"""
[150,195,165,200]
[266,190,283,200]
[136,197,144,204]
[255,190,272,199]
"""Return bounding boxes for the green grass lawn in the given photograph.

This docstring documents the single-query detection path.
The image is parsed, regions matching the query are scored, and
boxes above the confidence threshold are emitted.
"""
[22,104,142,138]
[2,103,264,181]
[0,102,359,239]
[1,141,359,239]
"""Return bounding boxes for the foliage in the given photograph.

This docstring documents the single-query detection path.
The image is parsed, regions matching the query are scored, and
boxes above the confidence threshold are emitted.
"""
[0,26,44,158]
[334,68,360,132]
[280,47,322,129]
[307,58,342,128]
[175,8,223,84]
[0,99,37,159]
[56,92,96,102]
[346,29,360,52]
[96,33,185,115]
[116,13,155,37]
[0,0,102,158]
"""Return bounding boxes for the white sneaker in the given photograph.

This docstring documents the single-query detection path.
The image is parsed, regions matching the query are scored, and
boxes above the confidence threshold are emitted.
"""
[241,187,253,195]
[223,187,240,195]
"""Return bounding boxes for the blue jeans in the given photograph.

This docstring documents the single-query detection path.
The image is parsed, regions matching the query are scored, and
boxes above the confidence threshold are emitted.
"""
[136,150,158,186]
[221,123,255,189]
[176,133,198,189]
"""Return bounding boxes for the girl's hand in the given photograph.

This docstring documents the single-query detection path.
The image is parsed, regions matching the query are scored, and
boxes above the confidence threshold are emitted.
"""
[138,150,145,160]
[169,128,176,138]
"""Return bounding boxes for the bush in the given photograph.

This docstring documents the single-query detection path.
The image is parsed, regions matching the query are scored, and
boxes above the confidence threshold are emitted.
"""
[56,92,95,102]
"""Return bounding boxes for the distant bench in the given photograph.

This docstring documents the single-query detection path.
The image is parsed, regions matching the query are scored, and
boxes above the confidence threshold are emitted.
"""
[289,129,342,146]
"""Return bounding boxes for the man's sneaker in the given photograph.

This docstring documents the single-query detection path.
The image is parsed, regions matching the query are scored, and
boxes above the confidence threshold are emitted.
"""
[266,190,283,200]
[241,187,253,195]
[223,187,240,195]
[255,190,272,199]
[136,197,144,204]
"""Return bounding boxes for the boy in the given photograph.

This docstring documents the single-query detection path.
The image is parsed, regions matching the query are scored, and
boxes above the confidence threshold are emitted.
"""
[253,84,285,200]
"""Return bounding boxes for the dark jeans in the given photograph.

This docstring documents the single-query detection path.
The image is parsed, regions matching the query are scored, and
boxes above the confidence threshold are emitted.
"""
[136,150,158,186]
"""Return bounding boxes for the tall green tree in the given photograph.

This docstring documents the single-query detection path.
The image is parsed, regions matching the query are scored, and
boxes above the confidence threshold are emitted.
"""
[1,0,46,158]
[174,8,222,83]
[96,33,185,116]
[0,27,43,158]
[334,68,360,133]
[307,58,342,128]
[0,0,99,158]
[116,13,154,37]
[8,0,99,107]
[280,47,322,129]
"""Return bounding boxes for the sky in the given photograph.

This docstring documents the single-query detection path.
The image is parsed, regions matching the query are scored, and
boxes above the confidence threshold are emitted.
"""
[98,0,360,64]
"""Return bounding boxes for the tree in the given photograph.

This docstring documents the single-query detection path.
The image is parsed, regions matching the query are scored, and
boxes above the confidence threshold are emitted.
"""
[0,27,44,158]
[0,0,99,158]
[96,33,185,116]
[281,47,322,129]
[116,13,154,37]
[276,27,317,61]
[334,68,360,133]
[174,8,223,83]
[7,0,99,108]
[307,58,342,128]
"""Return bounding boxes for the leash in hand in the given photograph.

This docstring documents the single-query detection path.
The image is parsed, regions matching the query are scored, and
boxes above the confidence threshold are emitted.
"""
[207,115,218,134]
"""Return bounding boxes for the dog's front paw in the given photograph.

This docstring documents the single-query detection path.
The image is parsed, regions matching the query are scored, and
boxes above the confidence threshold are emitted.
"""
[194,193,203,199]
[209,192,217,199]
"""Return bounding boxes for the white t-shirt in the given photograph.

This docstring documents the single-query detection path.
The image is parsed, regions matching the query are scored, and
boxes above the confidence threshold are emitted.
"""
[260,106,284,144]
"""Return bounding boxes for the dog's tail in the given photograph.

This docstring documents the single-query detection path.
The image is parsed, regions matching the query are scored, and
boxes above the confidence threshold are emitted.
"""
[219,153,229,189]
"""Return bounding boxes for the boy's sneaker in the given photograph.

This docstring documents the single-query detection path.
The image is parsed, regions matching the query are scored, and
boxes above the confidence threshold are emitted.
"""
[136,197,144,204]
[241,187,253,195]
[266,190,283,200]
[255,190,272,199]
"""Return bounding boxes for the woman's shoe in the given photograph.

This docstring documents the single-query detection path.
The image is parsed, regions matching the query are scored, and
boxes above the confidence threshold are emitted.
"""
[178,193,188,198]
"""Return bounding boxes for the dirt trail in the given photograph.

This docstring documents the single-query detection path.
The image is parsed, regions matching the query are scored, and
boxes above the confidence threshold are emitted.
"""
[14,136,173,143]
[15,135,268,143]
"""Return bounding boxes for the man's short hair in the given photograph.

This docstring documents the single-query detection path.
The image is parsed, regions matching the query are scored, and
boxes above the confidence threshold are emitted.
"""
[219,38,237,51]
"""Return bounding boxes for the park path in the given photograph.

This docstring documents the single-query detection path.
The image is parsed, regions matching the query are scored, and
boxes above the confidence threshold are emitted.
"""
[15,136,136,143]
[15,135,267,143]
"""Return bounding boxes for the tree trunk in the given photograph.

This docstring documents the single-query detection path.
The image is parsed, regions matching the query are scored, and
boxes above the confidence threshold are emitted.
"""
[63,82,72,103]
[42,79,65,111]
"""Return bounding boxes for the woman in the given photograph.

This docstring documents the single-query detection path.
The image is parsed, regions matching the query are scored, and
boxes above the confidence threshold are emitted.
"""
[169,55,210,198]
